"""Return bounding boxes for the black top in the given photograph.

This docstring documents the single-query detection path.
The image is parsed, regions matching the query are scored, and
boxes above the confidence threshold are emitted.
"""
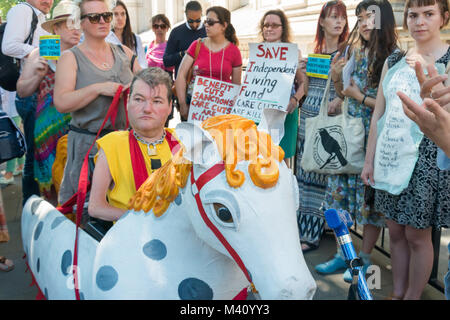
[163,22,206,77]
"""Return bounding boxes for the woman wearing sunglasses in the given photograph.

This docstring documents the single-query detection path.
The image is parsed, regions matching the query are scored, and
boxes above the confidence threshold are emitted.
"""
[146,14,175,77]
[106,0,146,69]
[53,0,141,211]
[259,10,305,168]
[175,6,242,121]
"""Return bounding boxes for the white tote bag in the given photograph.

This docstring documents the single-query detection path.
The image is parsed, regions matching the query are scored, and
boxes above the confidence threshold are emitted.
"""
[301,78,366,175]
[372,57,425,195]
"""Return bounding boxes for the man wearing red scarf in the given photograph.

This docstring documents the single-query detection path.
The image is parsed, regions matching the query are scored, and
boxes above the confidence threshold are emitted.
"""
[88,68,179,221]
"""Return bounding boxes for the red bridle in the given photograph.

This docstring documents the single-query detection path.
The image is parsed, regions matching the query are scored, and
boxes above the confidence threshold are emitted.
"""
[190,163,258,297]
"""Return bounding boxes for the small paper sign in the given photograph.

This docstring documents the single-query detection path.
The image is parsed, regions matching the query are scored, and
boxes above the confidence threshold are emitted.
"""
[306,53,331,79]
[40,35,61,60]
[188,76,240,124]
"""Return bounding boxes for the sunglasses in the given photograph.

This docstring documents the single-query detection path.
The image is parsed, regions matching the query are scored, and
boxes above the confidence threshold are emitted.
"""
[263,23,282,29]
[81,12,113,24]
[152,23,167,30]
[187,19,201,24]
[204,19,221,26]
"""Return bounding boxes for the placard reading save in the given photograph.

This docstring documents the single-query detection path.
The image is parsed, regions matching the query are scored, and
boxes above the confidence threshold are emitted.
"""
[232,42,298,123]
[306,54,331,79]
[188,76,240,124]
[40,35,61,60]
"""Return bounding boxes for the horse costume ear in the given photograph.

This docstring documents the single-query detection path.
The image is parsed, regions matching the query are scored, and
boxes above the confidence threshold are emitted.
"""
[257,109,287,146]
[175,122,222,166]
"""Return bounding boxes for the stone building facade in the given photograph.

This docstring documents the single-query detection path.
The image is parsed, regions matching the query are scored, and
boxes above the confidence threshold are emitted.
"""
[123,0,450,63]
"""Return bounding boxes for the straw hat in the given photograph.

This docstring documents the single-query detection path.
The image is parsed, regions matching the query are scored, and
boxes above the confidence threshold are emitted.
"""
[41,0,80,33]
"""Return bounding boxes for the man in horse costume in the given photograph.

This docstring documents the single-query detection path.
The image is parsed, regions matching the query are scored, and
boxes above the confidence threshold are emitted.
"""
[21,68,317,299]
[88,67,179,221]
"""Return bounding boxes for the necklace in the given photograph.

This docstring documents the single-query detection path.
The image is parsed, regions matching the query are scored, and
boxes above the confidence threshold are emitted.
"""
[208,39,225,81]
[133,130,166,156]
[85,46,112,69]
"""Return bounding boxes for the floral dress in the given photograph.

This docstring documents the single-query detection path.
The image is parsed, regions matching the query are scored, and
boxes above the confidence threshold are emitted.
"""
[323,47,385,227]
[34,63,71,198]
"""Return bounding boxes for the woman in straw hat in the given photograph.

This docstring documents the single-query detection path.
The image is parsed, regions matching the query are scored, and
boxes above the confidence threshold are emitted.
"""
[16,0,82,203]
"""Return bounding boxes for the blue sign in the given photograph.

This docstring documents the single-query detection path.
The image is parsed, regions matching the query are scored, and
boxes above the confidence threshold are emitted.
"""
[306,54,331,79]
[40,35,61,60]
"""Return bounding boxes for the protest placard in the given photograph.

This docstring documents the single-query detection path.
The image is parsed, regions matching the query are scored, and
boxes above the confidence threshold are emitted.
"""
[40,35,61,60]
[188,76,240,124]
[232,42,298,123]
[306,53,331,79]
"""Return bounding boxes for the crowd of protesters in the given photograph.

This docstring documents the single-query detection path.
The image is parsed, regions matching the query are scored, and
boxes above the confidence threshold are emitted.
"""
[0,0,449,300]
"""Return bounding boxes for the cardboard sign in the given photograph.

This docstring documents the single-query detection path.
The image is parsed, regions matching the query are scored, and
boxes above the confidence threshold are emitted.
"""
[40,35,61,60]
[232,43,298,123]
[188,76,240,124]
[306,54,331,79]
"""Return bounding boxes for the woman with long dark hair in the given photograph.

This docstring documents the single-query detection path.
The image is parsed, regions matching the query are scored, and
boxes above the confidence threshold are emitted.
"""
[107,0,146,68]
[175,6,242,121]
[362,0,450,299]
[295,0,349,253]
[315,0,398,281]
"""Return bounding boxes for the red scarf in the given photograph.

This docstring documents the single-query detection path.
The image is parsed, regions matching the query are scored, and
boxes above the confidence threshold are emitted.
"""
[128,129,180,190]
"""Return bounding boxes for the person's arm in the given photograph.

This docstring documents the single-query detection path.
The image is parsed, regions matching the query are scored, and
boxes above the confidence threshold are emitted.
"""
[342,78,376,109]
[288,49,306,114]
[53,50,129,113]
[163,28,184,69]
[361,60,389,186]
[330,52,346,99]
[399,94,450,157]
[88,149,127,221]
[298,57,309,97]
[231,66,242,85]
[1,5,35,59]
[16,48,48,98]
[175,54,195,119]
[230,44,243,85]
[134,34,147,69]
[120,44,142,74]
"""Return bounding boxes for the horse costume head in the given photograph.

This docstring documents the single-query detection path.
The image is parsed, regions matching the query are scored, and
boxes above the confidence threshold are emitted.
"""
[22,115,316,300]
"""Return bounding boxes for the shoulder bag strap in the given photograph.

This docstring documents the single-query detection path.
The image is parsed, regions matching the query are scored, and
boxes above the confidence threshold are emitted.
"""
[23,3,38,45]
[186,38,203,84]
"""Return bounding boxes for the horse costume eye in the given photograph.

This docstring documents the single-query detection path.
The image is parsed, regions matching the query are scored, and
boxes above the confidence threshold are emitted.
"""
[214,203,233,223]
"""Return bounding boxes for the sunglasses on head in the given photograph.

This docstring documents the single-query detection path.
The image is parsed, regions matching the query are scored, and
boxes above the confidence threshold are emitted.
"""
[152,23,167,30]
[204,19,221,26]
[81,12,113,24]
[187,18,201,24]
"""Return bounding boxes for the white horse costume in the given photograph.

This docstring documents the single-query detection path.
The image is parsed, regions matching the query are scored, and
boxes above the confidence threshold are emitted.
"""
[22,115,316,300]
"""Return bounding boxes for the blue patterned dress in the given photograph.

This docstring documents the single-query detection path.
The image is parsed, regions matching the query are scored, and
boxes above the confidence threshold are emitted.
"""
[296,50,339,246]
[323,47,385,227]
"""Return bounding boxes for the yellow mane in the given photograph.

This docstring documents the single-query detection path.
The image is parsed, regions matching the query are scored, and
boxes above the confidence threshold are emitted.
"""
[129,114,284,216]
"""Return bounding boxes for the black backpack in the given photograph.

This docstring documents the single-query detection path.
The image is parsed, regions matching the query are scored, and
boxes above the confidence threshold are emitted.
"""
[0,111,26,164]
[0,3,38,92]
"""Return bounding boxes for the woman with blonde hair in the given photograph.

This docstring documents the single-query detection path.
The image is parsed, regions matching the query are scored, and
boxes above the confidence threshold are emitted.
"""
[53,0,140,223]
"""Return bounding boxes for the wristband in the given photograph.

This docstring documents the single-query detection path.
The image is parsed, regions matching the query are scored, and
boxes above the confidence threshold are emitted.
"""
[291,95,299,104]
[362,94,367,105]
